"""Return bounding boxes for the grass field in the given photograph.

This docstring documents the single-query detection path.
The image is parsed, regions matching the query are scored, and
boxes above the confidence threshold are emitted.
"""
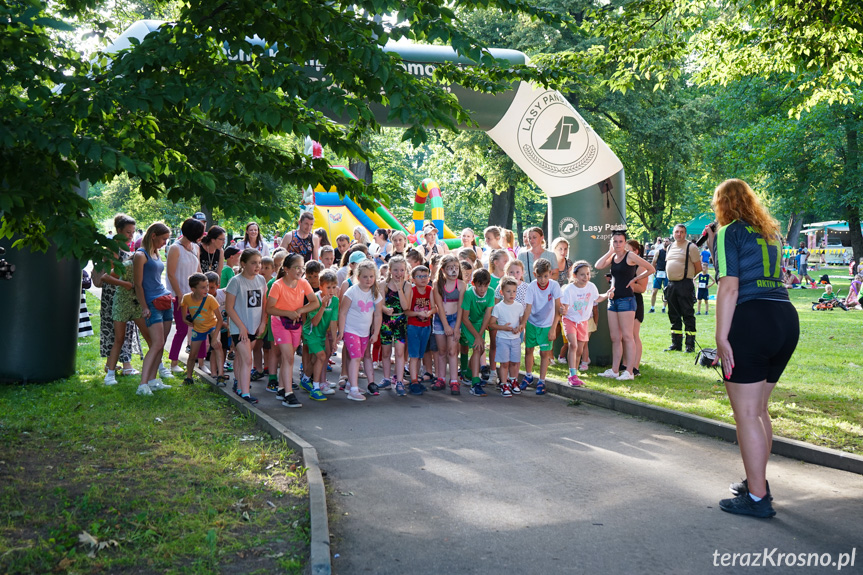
[0,293,310,574]
[545,267,863,455]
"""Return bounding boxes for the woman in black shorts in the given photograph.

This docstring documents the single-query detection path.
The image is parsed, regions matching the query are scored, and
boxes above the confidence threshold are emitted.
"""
[626,239,649,376]
[706,179,799,518]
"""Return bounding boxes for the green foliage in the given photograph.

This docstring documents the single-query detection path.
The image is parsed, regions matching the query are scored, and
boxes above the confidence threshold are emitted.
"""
[573,0,863,118]
[1,0,567,263]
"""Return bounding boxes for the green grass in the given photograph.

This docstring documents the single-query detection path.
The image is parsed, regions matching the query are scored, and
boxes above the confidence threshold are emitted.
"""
[544,267,863,455]
[0,293,310,574]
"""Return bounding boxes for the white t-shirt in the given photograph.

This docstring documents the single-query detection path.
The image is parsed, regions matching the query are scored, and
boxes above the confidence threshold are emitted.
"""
[560,282,600,324]
[165,242,200,297]
[225,273,267,335]
[525,280,562,328]
[491,301,525,340]
[236,239,270,256]
[343,284,383,337]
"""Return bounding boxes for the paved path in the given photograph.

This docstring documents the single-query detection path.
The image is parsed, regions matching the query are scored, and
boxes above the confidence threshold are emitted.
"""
[249,369,863,575]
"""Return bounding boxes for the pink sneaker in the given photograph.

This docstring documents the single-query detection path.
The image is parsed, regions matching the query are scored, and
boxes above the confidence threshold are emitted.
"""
[567,374,585,387]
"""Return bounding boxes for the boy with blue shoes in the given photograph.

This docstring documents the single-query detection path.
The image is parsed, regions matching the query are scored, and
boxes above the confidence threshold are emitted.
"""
[519,258,562,395]
[405,265,436,396]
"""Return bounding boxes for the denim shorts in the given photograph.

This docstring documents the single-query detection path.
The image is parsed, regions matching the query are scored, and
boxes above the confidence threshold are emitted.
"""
[146,300,174,327]
[407,324,432,358]
[432,312,458,335]
[608,296,637,313]
[495,335,521,363]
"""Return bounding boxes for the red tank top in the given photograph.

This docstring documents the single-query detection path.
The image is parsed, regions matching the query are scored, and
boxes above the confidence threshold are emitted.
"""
[408,285,433,327]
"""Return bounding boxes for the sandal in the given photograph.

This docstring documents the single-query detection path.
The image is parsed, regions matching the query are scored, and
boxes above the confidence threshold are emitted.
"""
[121,368,140,376]
[450,381,461,395]
[431,378,446,391]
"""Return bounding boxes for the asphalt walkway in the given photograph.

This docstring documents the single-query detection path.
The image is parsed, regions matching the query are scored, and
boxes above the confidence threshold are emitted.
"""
[251,370,863,575]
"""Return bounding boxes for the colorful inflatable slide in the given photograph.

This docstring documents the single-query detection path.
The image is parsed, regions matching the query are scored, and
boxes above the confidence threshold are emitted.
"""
[310,167,461,248]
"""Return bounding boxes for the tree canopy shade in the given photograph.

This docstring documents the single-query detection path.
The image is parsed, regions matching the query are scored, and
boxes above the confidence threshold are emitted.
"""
[560,0,863,118]
[0,0,569,262]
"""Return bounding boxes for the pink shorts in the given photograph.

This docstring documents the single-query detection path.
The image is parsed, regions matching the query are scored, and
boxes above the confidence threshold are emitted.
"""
[562,318,589,342]
[272,319,302,347]
[343,332,370,360]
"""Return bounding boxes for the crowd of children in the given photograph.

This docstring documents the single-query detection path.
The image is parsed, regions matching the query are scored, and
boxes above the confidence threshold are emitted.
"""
[98,214,671,405]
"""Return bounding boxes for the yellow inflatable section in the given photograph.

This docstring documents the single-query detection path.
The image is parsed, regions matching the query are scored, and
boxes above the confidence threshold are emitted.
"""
[311,181,458,244]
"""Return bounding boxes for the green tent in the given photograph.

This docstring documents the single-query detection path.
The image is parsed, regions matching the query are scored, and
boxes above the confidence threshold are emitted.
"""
[669,213,714,236]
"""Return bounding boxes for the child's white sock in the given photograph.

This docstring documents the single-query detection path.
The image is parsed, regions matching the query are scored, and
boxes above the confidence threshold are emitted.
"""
[313,381,320,390]
[525,372,532,378]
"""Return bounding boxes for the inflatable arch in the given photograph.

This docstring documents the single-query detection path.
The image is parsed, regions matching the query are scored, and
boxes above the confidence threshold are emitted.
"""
[132,22,627,365]
[0,21,630,382]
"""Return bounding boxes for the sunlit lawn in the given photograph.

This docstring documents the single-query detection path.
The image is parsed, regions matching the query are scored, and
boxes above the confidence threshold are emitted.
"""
[544,266,863,455]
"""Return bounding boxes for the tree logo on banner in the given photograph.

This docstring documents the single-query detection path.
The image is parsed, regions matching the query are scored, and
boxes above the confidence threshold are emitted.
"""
[518,91,599,178]
[558,216,580,239]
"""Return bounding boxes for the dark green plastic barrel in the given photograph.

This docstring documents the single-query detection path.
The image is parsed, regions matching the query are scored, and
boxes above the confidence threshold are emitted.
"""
[0,237,81,383]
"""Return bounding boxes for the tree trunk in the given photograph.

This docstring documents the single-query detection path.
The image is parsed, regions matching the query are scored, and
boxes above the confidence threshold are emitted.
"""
[487,185,515,229]
[348,160,373,185]
[785,212,805,246]
[844,111,863,263]
[514,206,523,246]
[541,203,549,240]
[199,203,214,230]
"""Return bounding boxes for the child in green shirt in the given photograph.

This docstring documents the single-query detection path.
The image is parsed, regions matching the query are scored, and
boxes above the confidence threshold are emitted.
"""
[460,269,495,396]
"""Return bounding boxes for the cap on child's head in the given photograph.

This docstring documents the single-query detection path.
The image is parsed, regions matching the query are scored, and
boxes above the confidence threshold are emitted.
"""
[224,246,240,258]
[349,251,367,265]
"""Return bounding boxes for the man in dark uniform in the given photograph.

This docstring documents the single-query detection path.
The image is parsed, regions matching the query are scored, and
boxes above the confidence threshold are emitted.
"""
[664,224,702,352]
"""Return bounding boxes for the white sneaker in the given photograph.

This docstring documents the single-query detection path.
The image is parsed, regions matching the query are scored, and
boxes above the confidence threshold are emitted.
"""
[579,362,589,371]
[171,365,185,373]
[148,378,173,391]
[158,364,174,379]
[136,383,153,396]
[556,357,567,365]
[104,371,118,386]
[347,388,366,401]
[598,369,619,378]
[616,371,634,381]
[319,382,335,395]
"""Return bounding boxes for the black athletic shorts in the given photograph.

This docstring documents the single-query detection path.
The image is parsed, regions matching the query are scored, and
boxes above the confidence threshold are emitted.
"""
[634,293,644,323]
[725,299,799,384]
[231,333,259,345]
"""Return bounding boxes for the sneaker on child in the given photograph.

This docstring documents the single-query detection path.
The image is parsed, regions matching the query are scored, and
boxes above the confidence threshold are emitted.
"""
[148,379,172,391]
